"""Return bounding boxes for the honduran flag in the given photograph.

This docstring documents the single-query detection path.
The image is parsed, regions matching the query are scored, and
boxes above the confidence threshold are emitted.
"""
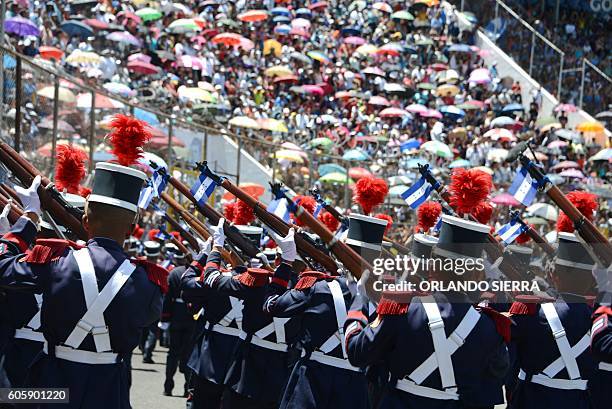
[401,176,433,209]
[509,167,538,206]
[190,172,218,206]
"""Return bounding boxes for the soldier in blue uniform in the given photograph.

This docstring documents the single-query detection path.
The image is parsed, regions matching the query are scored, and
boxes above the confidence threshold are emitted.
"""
[182,219,294,409]
[160,246,195,397]
[0,157,167,409]
[141,240,163,363]
[344,215,510,409]
[508,231,597,409]
[588,263,611,409]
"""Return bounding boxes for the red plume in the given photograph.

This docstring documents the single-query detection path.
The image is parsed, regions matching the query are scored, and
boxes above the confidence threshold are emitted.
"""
[224,201,237,222]
[353,177,389,215]
[233,199,255,225]
[132,225,144,239]
[375,213,393,235]
[79,186,91,197]
[515,225,532,244]
[471,202,493,224]
[557,191,597,232]
[55,145,87,195]
[449,168,493,215]
[148,229,160,240]
[319,210,340,232]
[108,114,152,166]
[293,195,317,227]
[416,201,442,233]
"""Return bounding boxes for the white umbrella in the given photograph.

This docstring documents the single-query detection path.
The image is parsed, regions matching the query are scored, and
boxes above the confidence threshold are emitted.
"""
[526,203,558,221]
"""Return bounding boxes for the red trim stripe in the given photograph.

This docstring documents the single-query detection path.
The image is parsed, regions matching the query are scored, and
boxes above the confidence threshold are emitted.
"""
[190,260,205,273]
[3,233,28,253]
[271,276,289,288]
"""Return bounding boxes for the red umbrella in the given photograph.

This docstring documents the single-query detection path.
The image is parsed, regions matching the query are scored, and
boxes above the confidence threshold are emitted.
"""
[344,36,366,45]
[127,61,160,75]
[380,107,408,118]
[202,28,219,38]
[84,19,109,30]
[368,96,390,106]
[309,1,328,10]
[302,85,325,95]
[212,33,243,46]
[554,103,578,113]
[38,46,64,61]
[273,75,298,83]
[491,193,521,207]
[237,10,269,22]
[117,11,142,24]
[290,27,309,38]
[430,63,449,71]
[349,167,373,180]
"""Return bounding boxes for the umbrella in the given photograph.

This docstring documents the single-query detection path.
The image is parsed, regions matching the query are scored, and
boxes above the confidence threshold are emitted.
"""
[229,116,260,129]
[368,96,390,106]
[590,148,612,161]
[524,216,549,225]
[421,109,443,119]
[238,10,269,22]
[417,82,436,90]
[400,139,421,151]
[554,103,578,113]
[373,2,393,12]
[406,104,428,114]
[355,44,378,55]
[178,87,215,102]
[258,118,288,133]
[274,150,305,163]
[449,159,471,168]
[271,7,291,16]
[487,148,509,162]
[349,167,373,180]
[388,176,412,186]
[318,163,346,176]
[595,111,612,120]
[490,116,515,128]
[66,50,101,65]
[492,193,521,207]
[309,1,328,10]
[319,172,352,184]
[310,137,334,150]
[106,31,141,47]
[212,33,243,46]
[458,100,485,110]
[37,86,76,103]
[61,20,94,38]
[389,185,410,196]
[483,128,515,141]
[295,7,313,16]
[77,93,124,109]
[437,69,460,84]
[273,75,298,84]
[524,150,548,162]
[551,161,579,171]
[576,121,605,133]
[343,149,369,161]
[264,65,293,77]
[134,108,159,125]
[263,39,282,56]
[380,107,409,118]
[127,61,159,74]
[435,84,460,97]
[421,141,452,158]
[405,157,430,169]
[468,68,491,84]
[117,11,142,24]
[363,67,386,77]
[168,18,201,33]
[501,103,524,114]
[274,24,291,35]
[391,10,414,20]
[559,169,585,179]
[292,18,312,29]
[103,82,135,97]
[135,7,163,21]
[440,105,466,118]
[448,44,472,53]
[306,50,330,64]
[37,118,75,132]
[547,140,568,149]
[4,17,39,37]
[344,36,366,45]
[222,183,265,201]
[38,46,64,61]
[83,19,109,30]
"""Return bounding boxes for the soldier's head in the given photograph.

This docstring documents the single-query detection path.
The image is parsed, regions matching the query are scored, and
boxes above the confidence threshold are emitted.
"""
[83,201,138,243]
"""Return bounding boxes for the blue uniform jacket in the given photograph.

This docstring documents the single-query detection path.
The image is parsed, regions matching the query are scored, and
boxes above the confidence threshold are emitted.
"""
[589,305,611,409]
[0,217,164,409]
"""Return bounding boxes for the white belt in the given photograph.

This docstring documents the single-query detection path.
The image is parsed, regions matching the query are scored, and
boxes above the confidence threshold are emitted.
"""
[238,330,287,352]
[599,362,612,372]
[208,323,241,338]
[518,369,588,390]
[14,328,45,343]
[43,343,119,365]
[395,378,459,400]
[175,298,184,303]
[303,350,361,372]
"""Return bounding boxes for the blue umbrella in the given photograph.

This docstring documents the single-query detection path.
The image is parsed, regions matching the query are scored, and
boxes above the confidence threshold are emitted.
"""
[274,24,291,35]
[449,159,471,168]
[440,105,466,118]
[404,157,429,169]
[61,20,94,38]
[318,163,347,176]
[343,149,369,161]
[134,108,160,126]
[273,15,291,24]
[341,27,361,37]
[4,17,39,37]
[448,44,472,53]
[400,139,421,151]
[3,55,16,69]
[271,7,291,16]
[490,116,515,127]
[501,103,524,114]
[295,8,312,17]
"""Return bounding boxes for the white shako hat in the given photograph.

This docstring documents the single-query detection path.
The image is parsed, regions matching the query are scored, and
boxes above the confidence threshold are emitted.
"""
[143,240,161,257]
[88,162,147,213]
[433,214,490,259]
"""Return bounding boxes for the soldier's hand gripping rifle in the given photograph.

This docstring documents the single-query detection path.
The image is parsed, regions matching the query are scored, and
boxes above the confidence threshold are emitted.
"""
[417,164,532,282]
[159,192,245,267]
[0,192,24,224]
[196,162,340,275]
[0,143,87,240]
[509,143,612,267]
[509,210,555,256]
[310,187,412,255]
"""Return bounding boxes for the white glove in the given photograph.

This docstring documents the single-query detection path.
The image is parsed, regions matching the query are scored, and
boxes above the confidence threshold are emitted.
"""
[593,264,611,294]
[158,322,170,331]
[0,201,12,234]
[197,237,212,258]
[276,228,297,262]
[212,218,225,248]
[14,175,42,216]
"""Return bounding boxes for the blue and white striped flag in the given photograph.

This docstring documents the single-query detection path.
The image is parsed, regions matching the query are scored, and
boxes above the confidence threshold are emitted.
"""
[313,203,323,218]
[161,257,172,269]
[509,167,538,206]
[190,172,218,206]
[267,198,290,223]
[138,180,155,210]
[401,176,433,209]
[433,216,443,232]
[155,228,172,241]
[152,171,168,197]
[496,220,527,245]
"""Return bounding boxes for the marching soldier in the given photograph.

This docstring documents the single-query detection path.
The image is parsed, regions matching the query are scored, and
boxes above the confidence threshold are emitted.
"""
[588,263,611,409]
[141,240,163,363]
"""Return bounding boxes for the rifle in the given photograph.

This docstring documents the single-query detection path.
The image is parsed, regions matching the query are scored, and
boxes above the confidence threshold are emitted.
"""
[418,164,532,282]
[0,184,23,206]
[159,192,246,268]
[0,143,87,240]
[510,210,555,256]
[310,187,412,255]
[195,163,341,275]
[268,182,374,279]
[161,211,199,251]
[0,192,24,224]
[518,154,612,267]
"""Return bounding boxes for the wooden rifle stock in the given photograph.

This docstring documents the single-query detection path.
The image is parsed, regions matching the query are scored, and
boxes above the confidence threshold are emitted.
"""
[519,156,612,266]
[0,193,24,224]
[162,212,199,251]
[0,184,22,206]
[0,143,87,240]
[170,236,193,262]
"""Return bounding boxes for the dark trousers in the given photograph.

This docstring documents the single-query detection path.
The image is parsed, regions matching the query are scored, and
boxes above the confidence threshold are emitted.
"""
[164,322,194,394]
[191,376,224,409]
[221,388,277,409]
[142,321,158,360]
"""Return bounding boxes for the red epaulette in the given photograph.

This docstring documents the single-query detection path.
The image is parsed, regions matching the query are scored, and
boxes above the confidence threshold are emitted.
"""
[133,259,169,294]
[508,295,541,316]
[477,305,512,343]
[294,270,334,290]
[22,239,83,264]
[594,305,612,318]
[233,267,270,287]
[376,291,413,316]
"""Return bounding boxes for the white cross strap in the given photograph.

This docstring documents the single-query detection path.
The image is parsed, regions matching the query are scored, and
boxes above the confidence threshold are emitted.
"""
[254,317,290,344]
[64,249,136,352]
[219,296,244,329]
[541,333,590,378]
[319,280,348,358]
[24,293,43,330]
[541,303,583,380]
